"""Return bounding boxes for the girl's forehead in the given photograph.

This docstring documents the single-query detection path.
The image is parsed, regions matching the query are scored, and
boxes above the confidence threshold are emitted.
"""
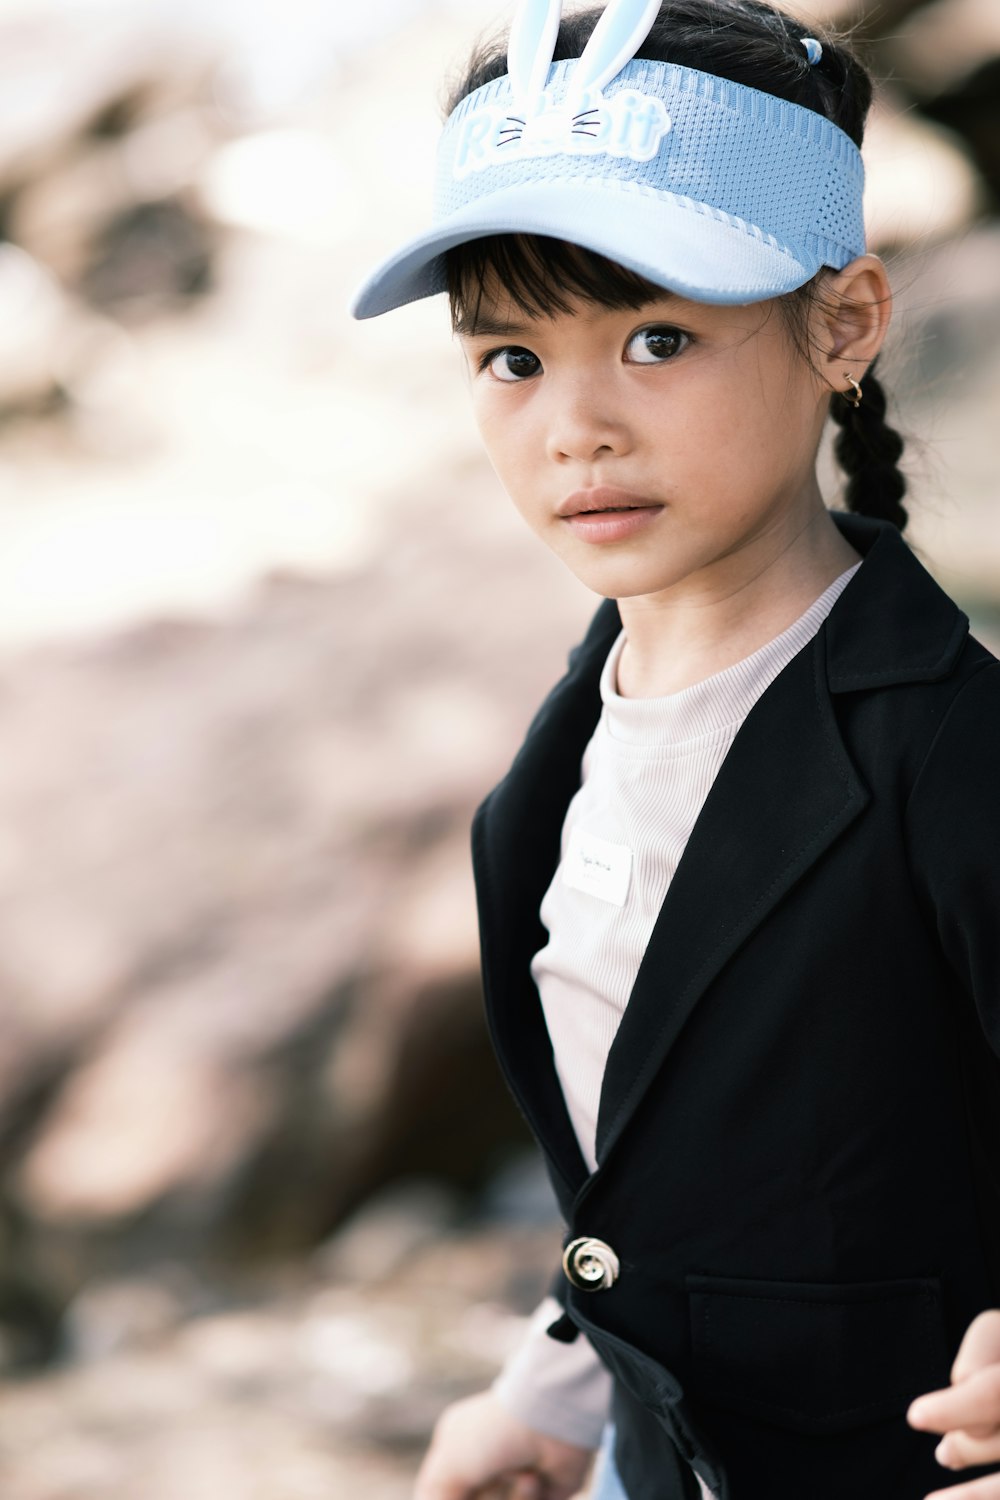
[455,254,677,330]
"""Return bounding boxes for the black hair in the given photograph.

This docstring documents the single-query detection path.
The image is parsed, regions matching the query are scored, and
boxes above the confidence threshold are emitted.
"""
[443,0,908,531]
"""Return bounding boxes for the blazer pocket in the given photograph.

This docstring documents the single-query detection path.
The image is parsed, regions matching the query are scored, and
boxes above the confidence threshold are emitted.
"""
[687,1272,950,1434]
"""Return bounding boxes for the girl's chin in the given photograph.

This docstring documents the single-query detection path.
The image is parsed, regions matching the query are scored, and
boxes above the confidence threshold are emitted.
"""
[556,555,688,601]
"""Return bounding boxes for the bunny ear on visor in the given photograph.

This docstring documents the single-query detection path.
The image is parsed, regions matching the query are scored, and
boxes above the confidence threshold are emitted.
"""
[506,0,562,114]
[566,0,662,103]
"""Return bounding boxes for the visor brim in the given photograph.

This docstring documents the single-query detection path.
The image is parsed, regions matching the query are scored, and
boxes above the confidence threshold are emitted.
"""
[350,180,820,320]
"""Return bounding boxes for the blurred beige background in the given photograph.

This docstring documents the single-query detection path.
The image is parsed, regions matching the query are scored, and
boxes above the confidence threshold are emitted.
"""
[0,0,997,1495]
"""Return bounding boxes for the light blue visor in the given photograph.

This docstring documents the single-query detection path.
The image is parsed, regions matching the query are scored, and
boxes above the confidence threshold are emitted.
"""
[350,55,866,319]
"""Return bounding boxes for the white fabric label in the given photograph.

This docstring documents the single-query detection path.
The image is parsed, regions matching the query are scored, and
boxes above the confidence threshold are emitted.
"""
[451,91,671,178]
[562,827,632,907]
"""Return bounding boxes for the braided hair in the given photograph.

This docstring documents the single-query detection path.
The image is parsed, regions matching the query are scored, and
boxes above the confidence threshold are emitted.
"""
[828,357,908,530]
[444,0,910,531]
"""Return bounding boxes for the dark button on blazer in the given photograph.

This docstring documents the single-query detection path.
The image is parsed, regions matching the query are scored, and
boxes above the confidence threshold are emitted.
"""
[471,511,1000,1500]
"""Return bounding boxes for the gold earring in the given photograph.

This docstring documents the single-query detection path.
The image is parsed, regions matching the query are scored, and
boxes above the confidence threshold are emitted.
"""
[843,372,863,409]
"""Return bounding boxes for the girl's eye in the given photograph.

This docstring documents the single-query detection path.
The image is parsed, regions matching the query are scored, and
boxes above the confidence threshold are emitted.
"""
[625,326,689,364]
[484,346,542,382]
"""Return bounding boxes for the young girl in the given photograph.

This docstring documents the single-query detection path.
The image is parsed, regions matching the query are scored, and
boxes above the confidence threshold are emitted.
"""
[351,2,1000,1496]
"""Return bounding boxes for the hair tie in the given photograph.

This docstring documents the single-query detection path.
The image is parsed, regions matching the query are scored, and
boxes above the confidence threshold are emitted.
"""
[800,37,823,66]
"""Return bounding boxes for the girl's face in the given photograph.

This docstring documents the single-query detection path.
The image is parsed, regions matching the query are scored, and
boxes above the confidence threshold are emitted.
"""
[456,275,834,604]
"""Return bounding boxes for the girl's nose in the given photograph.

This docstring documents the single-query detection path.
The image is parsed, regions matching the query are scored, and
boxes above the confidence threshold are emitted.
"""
[545,377,632,464]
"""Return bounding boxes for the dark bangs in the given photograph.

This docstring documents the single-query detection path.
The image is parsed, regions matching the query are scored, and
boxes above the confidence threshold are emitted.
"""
[446,233,666,334]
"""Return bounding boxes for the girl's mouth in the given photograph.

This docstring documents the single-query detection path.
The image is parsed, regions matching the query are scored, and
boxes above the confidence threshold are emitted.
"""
[558,487,664,542]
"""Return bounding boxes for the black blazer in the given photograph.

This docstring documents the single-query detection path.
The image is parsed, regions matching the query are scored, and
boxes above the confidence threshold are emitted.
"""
[471,511,1000,1500]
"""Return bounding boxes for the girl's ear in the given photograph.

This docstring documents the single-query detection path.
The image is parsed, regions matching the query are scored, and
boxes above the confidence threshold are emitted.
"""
[811,254,893,395]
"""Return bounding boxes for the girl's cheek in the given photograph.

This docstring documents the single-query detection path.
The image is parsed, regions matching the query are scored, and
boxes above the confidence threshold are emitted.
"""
[468,399,506,454]
[472,394,532,456]
[474,420,524,490]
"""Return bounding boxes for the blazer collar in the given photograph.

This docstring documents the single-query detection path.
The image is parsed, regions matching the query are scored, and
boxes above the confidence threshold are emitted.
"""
[821,511,968,689]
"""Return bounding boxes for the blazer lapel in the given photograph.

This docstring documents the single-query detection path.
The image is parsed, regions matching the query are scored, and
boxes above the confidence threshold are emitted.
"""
[591,634,868,1167]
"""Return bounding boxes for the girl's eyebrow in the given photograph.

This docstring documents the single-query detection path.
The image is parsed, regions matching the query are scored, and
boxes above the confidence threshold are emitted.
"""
[455,312,533,338]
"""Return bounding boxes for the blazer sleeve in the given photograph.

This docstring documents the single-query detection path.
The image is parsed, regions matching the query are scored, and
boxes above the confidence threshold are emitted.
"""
[905,658,1000,1059]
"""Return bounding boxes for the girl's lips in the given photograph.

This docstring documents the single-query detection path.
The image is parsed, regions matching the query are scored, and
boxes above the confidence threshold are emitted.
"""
[556,486,664,543]
[563,504,664,543]
[557,486,658,517]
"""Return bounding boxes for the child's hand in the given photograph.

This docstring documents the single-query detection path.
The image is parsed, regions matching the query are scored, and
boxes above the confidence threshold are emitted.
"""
[413,1389,595,1500]
[907,1308,1000,1498]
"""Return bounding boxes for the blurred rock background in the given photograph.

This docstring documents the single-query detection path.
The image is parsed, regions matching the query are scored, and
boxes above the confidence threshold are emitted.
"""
[0,0,996,1494]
